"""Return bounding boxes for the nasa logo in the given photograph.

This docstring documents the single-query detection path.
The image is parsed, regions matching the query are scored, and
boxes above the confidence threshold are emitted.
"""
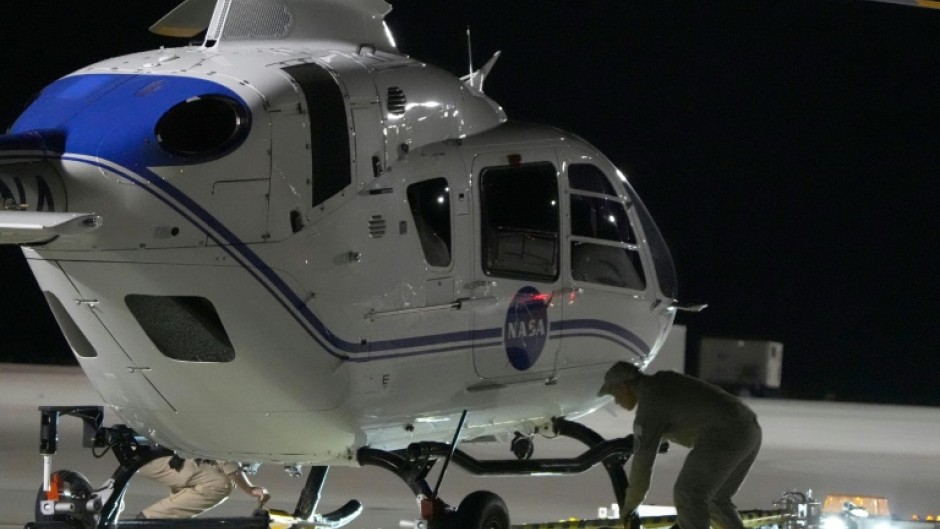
[504,286,549,370]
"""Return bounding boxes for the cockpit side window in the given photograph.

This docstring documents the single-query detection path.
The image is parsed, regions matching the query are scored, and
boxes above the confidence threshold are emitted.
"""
[570,195,637,244]
[480,162,559,281]
[568,164,646,290]
[407,177,452,267]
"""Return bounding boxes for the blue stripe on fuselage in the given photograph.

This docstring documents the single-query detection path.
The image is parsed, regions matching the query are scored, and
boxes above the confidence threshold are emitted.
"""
[551,319,651,358]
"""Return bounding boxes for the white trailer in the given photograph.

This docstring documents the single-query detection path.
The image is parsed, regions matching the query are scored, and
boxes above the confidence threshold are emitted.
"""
[698,337,783,393]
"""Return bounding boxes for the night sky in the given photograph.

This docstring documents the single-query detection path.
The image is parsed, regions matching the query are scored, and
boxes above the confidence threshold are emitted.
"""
[1,1,938,405]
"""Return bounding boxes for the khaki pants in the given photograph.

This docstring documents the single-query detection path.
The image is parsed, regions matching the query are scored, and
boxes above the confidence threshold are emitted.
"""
[138,456,234,518]
[673,416,762,529]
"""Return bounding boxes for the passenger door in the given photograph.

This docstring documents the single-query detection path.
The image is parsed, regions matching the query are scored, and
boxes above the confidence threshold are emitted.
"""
[470,149,563,381]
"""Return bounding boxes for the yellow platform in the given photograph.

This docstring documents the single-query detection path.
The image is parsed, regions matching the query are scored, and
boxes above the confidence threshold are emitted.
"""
[512,509,786,529]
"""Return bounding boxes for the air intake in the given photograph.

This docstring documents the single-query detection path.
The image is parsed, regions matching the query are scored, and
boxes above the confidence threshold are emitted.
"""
[126,295,235,363]
[368,215,387,238]
[387,87,407,116]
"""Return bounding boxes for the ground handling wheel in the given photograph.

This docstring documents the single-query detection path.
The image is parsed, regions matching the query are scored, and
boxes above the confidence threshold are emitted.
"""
[455,491,509,529]
[35,469,98,529]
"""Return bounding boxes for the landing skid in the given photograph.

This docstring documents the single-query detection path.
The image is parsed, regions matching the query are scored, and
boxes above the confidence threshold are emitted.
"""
[358,417,669,529]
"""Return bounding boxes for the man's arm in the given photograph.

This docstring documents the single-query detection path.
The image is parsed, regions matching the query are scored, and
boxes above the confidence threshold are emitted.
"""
[229,470,270,504]
[221,462,270,506]
[623,417,666,514]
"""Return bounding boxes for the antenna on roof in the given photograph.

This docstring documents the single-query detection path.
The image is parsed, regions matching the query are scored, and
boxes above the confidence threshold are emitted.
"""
[466,25,474,78]
[460,16,501,92]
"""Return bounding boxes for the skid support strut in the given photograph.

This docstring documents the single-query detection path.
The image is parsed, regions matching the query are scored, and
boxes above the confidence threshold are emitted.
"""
[288,467,363,528]
[294,466,329,520]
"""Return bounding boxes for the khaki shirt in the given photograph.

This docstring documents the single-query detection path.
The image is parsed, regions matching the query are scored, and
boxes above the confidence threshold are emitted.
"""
[624,371,756,512]
[217,460,240,476]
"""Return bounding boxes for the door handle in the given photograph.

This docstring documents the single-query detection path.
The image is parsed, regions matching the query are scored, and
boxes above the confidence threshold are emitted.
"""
[455,296,498,307]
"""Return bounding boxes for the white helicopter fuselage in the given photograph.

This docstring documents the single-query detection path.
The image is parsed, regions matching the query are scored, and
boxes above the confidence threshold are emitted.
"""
[1,2,677,467]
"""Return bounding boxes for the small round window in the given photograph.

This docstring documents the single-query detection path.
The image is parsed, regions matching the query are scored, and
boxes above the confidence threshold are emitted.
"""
[155,95,249,158]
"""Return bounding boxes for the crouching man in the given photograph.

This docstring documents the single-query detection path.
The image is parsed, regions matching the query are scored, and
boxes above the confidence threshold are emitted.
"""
[137,455,270,519]
[598,362,762,529]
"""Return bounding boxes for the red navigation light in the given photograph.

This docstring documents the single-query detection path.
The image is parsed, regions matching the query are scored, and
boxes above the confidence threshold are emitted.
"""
[531,292,552,304]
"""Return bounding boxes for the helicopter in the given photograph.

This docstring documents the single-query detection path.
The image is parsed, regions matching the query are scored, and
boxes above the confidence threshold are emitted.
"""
[0,1,688,528]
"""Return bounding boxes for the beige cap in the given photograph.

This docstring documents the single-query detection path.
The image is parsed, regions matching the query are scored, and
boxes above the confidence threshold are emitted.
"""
[597,361,642,396]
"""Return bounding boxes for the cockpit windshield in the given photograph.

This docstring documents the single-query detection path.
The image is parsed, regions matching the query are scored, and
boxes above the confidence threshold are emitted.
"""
[621,179,678,300]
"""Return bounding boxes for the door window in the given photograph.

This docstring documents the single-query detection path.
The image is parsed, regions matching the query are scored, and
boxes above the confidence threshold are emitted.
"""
[407,177,452,267]
[480,163,559,281]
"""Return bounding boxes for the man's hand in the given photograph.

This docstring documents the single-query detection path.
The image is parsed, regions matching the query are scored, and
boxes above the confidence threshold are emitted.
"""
[621,510,640,529]
[247,486,268,499]
[249,486,271,507]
